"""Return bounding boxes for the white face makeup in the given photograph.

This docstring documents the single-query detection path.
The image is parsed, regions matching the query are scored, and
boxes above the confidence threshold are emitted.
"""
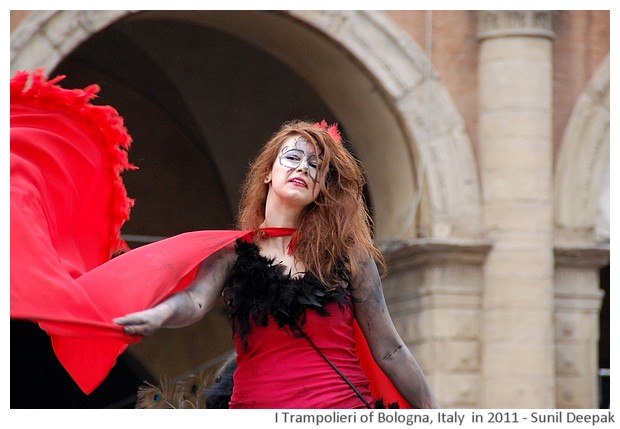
[278,137,322,180]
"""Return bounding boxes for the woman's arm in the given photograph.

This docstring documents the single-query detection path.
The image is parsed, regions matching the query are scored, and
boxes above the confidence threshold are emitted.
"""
[114,244,236,336]
[351,254,440,409]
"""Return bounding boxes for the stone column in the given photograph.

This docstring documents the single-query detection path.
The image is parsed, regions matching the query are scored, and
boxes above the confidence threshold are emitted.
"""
[478,11,556,408]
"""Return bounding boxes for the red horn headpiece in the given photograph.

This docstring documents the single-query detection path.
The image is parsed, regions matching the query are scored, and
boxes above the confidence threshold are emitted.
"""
[313,119,342,144]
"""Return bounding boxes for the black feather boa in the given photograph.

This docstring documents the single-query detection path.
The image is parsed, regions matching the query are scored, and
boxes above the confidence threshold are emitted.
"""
[223,239,351,348]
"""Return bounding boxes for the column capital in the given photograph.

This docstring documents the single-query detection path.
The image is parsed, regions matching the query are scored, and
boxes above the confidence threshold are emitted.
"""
[478,11,556,40]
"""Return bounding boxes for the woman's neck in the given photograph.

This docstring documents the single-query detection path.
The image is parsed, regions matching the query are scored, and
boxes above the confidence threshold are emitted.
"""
[262,199,303,228]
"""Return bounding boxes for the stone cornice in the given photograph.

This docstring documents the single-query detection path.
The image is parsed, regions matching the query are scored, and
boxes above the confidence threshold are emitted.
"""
[380,238,492,274]
[478,11,556,40]
[554,243,610,269]
[380,238,610,272]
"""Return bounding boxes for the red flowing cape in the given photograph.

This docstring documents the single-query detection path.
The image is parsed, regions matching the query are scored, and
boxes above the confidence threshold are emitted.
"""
[9,70,409,406]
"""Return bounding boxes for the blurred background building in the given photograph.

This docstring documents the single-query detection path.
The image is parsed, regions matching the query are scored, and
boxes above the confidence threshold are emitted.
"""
[10,10,610,409]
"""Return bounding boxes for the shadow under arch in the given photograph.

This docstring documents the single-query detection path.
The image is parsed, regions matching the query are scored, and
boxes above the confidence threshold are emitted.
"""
[11,9,481,241]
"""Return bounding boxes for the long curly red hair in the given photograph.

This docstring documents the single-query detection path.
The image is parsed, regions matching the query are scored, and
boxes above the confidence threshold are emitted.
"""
[237,119,386,289]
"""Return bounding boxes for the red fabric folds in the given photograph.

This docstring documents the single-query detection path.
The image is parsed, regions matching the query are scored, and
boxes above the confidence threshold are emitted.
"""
[9,69,138,393]
[50,229,248,394]
[9,70,254,394]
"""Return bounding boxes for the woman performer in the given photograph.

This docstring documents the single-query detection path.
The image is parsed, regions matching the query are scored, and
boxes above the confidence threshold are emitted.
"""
[114,120,439,409]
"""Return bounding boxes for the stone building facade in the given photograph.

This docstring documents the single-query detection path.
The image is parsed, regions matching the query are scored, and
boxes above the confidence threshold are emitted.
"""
[10,10,610,409]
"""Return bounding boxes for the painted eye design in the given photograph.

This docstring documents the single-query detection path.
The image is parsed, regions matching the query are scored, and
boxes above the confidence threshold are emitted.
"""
[278,148,322,179]
[307,158,319,169]
[281,153,302,166]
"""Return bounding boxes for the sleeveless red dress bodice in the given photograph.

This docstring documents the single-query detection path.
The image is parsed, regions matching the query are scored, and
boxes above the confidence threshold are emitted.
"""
[225,240,373,409]
[230,303,372,408]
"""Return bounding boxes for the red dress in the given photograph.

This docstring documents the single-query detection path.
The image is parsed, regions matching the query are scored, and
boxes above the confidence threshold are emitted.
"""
[231,304,374,408]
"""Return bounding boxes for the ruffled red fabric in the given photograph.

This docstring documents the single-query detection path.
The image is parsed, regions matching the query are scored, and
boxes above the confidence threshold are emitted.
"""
[10,69,139,393]
[10,70,409,405]
[10,69,135,258]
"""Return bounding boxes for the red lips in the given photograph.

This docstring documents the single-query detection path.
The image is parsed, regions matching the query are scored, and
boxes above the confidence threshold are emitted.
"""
[289,177,308,188]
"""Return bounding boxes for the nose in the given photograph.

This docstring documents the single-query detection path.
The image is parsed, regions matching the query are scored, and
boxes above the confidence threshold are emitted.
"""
[296,158,310,173]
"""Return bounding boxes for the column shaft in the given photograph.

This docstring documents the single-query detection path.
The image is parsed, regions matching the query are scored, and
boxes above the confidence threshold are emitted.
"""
[478,10,556,408]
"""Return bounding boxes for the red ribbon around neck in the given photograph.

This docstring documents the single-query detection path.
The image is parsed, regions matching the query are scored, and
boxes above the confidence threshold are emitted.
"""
[257,227,298,255]
[259,227,297,237]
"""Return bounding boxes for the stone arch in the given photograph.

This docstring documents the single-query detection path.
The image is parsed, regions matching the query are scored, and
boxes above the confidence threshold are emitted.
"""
[555,55,610,244]
[552,55,609,410]
[11,10,481,241]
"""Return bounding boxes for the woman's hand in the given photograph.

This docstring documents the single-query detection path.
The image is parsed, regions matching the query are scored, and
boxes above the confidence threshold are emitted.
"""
[114,304,172,336]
